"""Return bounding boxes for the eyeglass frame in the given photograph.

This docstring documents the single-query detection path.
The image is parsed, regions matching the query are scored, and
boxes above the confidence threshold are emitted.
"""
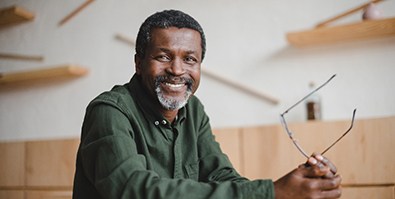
[280,74,357,158]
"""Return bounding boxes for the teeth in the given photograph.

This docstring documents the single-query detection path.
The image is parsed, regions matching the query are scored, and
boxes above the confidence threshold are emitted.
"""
[165,82,184,88]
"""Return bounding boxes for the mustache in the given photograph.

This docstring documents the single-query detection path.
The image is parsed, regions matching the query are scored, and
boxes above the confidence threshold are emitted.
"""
[155,75,194,88]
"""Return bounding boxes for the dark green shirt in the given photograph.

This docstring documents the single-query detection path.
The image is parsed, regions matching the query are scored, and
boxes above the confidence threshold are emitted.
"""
[73,74,274,199]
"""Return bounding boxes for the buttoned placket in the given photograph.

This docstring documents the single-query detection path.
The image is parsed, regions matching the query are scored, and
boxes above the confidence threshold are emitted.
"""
[154,119,182,178]
[172,125,182,178]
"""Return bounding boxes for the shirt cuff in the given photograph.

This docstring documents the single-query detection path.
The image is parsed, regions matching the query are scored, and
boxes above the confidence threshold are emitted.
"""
[240,179,275,199]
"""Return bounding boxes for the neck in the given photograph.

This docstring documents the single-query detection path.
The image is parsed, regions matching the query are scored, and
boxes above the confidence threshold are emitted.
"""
[161,109,178,123]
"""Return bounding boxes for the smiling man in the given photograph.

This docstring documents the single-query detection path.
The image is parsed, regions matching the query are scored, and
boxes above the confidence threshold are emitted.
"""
[72,10,342,199]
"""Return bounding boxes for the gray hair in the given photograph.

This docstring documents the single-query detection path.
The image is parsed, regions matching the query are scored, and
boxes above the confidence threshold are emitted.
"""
[135,10,206,61]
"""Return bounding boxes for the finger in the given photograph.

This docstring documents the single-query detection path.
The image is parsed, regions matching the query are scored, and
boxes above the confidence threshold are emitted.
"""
[321,156,337,175]
[309,157,330,173]
[318,175,342,191]
[320,187,342,199]
[313,153,337,177]
[301,175,342,198]
[303,158,330,178]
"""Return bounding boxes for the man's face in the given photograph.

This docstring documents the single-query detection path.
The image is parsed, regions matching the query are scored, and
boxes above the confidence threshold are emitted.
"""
[135,27,202,110]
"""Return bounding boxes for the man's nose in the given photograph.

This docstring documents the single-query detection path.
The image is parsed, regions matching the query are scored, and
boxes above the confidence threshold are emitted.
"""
[167,58,185,76]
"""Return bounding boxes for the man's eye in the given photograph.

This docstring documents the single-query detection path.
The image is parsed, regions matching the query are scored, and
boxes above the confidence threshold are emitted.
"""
[155,55,171,62]
[184,56,197,64]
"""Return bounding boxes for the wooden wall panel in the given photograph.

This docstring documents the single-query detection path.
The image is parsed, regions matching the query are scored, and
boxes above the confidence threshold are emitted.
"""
[341,186,394,199]
[25,191,72,199]
[0,142,25,186]
[324,116,395,184]
[241,116,395,184]
[212,128,243,174]
[241,124,304,180]
[25,139,79,187]
[0,190,24,199]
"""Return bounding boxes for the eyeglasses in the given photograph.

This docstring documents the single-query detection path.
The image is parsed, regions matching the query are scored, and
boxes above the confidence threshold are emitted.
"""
[280,74,357,158]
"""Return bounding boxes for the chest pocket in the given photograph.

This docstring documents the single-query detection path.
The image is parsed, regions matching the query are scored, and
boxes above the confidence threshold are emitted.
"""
[184,162,199,181]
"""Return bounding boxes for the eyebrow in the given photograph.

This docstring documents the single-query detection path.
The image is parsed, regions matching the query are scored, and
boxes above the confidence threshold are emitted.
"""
[185,50,197,55]
[159,48,196,54]
[158,48,197,54]
[158,48,172,54]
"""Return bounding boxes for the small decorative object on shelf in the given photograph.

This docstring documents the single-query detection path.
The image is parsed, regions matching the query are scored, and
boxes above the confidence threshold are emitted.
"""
[306,82,322,121]
[362,3,382,20]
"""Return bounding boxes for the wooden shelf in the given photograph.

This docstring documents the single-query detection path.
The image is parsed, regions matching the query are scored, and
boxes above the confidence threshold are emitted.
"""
[287,17,395,47]
[0,65,88,85]
[0,53,43,62]
[0,5,34,27]
[202,68,279,105]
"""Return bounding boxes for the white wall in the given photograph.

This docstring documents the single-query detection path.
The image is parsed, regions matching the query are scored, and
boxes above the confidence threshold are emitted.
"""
[1,0,394,141]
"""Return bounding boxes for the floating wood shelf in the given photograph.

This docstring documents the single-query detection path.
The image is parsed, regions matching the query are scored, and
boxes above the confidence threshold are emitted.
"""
[202,68,279,105]
[0,5,34,27]
[0,65,88,85]
[287,17,395,47]
[0,53,43,62]
[58,0,95,26]
[115,33,135,46]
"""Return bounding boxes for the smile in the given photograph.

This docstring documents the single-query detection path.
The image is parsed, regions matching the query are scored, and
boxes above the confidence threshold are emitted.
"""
[161,81,188,92]
[154,75,193,93]
[165,82,185,88]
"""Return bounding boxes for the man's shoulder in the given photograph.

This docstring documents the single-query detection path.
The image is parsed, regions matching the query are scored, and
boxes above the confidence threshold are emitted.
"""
[88,83,135,114]
[95,84,131,102]
[186,95,207,116]
[185,94,202,107]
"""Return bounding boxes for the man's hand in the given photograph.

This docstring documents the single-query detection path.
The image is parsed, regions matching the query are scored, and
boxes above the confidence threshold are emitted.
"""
[273,154,342,199]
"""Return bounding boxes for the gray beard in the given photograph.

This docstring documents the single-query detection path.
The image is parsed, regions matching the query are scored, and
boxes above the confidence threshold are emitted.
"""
[155,86,192,110]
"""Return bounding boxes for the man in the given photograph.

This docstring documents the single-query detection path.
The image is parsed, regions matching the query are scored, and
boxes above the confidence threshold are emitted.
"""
[73,10,341,199]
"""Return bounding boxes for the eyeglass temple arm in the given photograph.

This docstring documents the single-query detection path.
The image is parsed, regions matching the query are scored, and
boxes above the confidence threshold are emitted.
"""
[321,108,357,155]
[283,74,336,115]
[280,114,310,158]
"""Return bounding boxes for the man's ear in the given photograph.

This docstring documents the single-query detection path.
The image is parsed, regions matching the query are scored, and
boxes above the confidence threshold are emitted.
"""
[135,54,141,75]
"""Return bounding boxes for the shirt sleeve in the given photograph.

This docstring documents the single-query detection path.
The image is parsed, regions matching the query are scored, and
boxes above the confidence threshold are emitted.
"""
[78,103,275,199]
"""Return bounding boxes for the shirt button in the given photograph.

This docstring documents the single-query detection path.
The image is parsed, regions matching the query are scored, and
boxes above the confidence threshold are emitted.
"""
[161,120,167,125]
[154,121,159,126]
